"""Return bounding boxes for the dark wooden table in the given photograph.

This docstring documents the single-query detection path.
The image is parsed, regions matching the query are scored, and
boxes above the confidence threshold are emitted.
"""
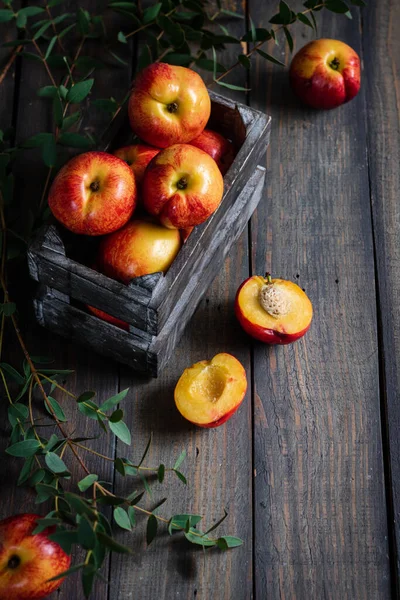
[1,1,399,599]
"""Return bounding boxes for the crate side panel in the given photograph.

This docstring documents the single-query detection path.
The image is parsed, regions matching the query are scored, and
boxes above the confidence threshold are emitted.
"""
[36,293,157,375]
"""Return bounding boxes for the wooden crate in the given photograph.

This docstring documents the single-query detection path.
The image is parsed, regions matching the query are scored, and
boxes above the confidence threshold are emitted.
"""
[28,91,270,376]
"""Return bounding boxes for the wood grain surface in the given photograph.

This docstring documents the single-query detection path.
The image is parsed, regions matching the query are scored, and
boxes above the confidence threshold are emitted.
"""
[0,1,398,599]
[364,0,400,594]
[249,4,391,599]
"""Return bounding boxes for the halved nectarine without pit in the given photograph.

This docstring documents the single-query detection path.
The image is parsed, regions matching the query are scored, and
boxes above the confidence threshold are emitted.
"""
[174,353,247,428]
[235,274,313,344]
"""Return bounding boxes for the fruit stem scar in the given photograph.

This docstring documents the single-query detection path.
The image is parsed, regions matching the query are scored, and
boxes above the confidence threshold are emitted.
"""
[329,57,340,70]
[7,555,21,569]
[177,177,188,190]
[166,101,178,113]
[90,179,100,192]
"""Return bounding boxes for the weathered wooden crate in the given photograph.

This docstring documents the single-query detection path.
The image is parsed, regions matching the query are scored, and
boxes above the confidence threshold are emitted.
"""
[28,91,270,376]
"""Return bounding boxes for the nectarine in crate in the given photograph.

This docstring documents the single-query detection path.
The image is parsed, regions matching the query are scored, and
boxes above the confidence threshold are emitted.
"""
[28,91,270,377]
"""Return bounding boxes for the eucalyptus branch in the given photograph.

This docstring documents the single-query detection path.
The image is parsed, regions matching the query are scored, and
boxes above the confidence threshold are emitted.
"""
[0,45,22,87]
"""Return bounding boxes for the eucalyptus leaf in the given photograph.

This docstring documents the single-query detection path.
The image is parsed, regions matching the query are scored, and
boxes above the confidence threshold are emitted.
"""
[44,396,67,422]
[143,3,162,24]
[216,536,243,549]
[114,507,131,531]
[78,474,98,492]
[0,9,14,23]
[256,49,286,67]
[146,514,157,545]
[0,362,24,384]
[96,531,131,553]
[45,451,68,474]
[6,439,42,457]
[58,132,93,149]
[66,79,94,104]
[109,420,131,445]
[99,388,129,412]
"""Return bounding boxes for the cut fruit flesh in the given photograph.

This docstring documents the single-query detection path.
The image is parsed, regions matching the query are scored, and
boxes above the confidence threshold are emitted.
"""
[174,353,247,426]
[237,277,313,335]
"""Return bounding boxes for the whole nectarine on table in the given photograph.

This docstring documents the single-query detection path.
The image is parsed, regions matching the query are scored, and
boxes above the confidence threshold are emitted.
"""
[290,39,361,109]
[235,274,313,344]
[0,513,71,600]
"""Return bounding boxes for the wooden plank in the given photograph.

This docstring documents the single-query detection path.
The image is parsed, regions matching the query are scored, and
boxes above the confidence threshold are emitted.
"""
[108,3,254,598]
[0,9,134,600]
[363,1,400,592]
[249,6,391,599]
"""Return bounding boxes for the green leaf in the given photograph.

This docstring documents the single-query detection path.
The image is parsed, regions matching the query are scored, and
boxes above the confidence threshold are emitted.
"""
[2,302,16,316]
[146,514,157,545]
[0,9,14,23]
[17,456,35,485]
[309,10,317,32]
[44,434,60,452]
[78,515,96,549]
[114,507,131,531]
[66,79,94,104]
[45,396,67,422]
[37,86,58,98]
[196,58,225,73]
[118,31,127,44]
[77,7,90,35]
[82,565,96,598]
[143,3,162,24]
[173,449,186,470]
[45,451,68,474]
[350,0,366,5]
[77,391,96,403]
[47,563,85,582]
[138,434,152,467]
[173,469,187,484]
[137,45,152,70]
[0,362,24,384]
[64,493,96,518]
[48,530,79,554]
[279,0,292,24]
[78,402,98,420]
[158,15,185,47]
[53,93,63,128]
[283,26,293,52]
[58,132,93,149]
[109,420,131,445]
[16,11,27,28]
[42,134,57,168]
[48,0,66,6]
[35,483,60,498]
[216,536,243,549]
[163,53,193,67]
[184,528,216,547]
[21,52,42,62]
[108,1,138,10]
[256,49,286,67]
[127,490,144,505]
[99,388,129,412]
[96,531,131,553]
[8,403,29,427]
[59,22,76,38]
[297,12,314,28]
[128,506,136,527]
[32,517,61,535]
[168,514,202,534]
[238,54,251,69]
[6,439,41,457]
[325,0,350,12]
[29,468,47,486]
[45,36,57,60]
[110,408,123,423]
[61,111,81,131]
[78,474,98,492]
[33,21,52,40]
[19,6,45,17]
[157,464,165,483]
[114,457,126,476]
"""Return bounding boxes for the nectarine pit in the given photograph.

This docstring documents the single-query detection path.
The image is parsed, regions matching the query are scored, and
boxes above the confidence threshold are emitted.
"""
[7,555,21,569]
[167,101,178,113]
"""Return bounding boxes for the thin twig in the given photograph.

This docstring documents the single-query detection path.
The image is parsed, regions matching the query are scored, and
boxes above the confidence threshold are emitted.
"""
[0,46,22,87]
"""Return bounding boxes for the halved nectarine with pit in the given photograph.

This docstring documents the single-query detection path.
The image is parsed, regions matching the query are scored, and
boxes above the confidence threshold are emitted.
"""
[174,353,247,428]
[235,274,312,344]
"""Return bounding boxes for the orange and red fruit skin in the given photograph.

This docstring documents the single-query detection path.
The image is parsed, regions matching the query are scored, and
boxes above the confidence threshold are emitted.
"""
[128,63,211,148]
[48,151,136,236]
[0,513,71,600]
[289,39,361,110]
